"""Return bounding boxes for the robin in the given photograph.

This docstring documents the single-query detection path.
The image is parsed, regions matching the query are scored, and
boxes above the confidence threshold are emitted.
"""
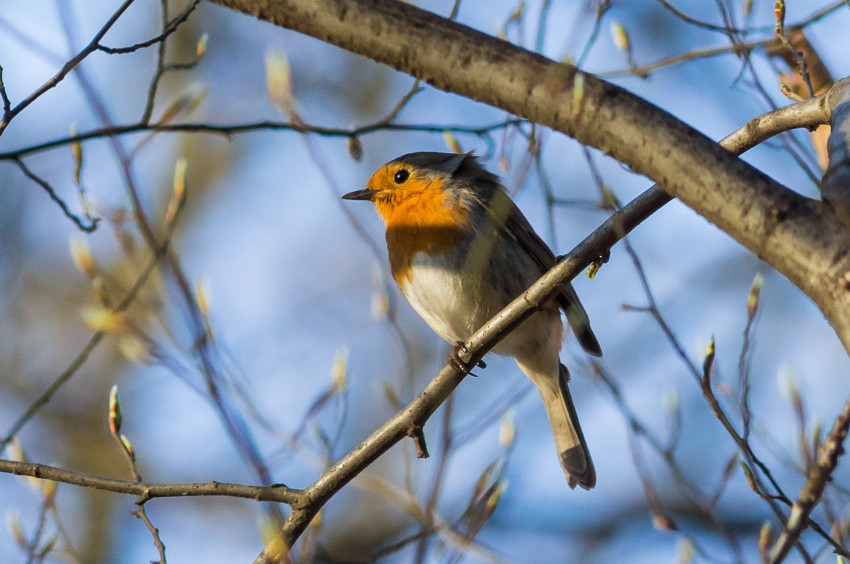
[343,152,601,489]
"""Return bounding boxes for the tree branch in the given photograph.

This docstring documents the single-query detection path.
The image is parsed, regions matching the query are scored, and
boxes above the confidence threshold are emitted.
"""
[768,396,850,563]
[0,119,526,160]
[208,0,850,354]
[0,0,137,136]
[0,459,303,505]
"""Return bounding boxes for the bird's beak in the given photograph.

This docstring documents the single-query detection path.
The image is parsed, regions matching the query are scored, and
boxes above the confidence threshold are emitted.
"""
[341,188,376,201]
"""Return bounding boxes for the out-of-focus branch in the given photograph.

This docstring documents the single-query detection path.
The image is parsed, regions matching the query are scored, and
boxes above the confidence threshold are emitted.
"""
[602,39,764,79]
[655,0,845,36]
[96,0,201,55]
[768,397,850,563]
[0,119,527,160]
[0,459,303,505]
[209,0,850,356]
[11,157,99,232]
[0,156,188,454]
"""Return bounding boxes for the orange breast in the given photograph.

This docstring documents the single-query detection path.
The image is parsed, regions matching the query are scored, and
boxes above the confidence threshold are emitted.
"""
[375,184,469,284]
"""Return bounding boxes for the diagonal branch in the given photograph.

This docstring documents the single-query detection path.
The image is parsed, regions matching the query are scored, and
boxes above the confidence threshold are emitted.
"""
[768,396,850,563]
[208,0,850,354]
[11,157,99,232]
[0,0,137,136]
[258,183,669,562]
[256,92,833,558]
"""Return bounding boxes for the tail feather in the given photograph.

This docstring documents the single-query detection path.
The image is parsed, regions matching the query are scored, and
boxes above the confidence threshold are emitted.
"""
[540,364,595,489]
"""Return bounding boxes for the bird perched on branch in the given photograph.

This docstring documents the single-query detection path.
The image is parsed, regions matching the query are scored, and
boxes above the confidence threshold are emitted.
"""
[343,152,601,489]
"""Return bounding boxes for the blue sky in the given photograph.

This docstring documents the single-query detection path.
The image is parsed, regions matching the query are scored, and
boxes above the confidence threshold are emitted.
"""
[1,1,849,562]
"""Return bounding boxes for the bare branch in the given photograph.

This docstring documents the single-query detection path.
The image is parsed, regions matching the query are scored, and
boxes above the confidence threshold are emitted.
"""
[0,0,137,136]
[0,459,303,505]
[0,191,180,453]
[11,158,99,232]
[0,119,527,160]
[718,86,832,154]
[600,40,763,79]
[769,397,850,563]
[133,506,168,564]
[96,0,201,55]
[654,0,846,36]
[0,64,11,115]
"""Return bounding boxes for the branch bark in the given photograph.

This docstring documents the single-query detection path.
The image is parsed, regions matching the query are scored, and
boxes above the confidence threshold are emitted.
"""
[0,459,303,504]
[768,396,850,563]
[209,0,850,353]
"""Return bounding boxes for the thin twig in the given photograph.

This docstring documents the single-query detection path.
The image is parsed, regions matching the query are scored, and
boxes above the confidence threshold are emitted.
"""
[97,0,200,55]
[0,119,528,160]
[414,394,454,562]
[603,1,846,78]
[0,0,137,136]
[0,459,303,504]
[0,64,11,116]
[769,397,850,563]
[0,208,173,453]
[133,507,167,564]
[655,0,845,35]
[141,0,173,124]
[593,360,745,561]
[109,383,167,562]
[55,0,285,522]
[12,158,99,232]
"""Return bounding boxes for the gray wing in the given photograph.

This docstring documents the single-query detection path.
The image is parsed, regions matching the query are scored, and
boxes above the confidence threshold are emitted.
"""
[499,195,602,357]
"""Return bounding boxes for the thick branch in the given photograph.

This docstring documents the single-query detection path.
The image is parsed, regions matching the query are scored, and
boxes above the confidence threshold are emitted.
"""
[209,0,850,353]
[0,458,303,504]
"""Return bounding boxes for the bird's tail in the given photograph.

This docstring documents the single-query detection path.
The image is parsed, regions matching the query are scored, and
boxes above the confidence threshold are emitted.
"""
[536,363,596,490]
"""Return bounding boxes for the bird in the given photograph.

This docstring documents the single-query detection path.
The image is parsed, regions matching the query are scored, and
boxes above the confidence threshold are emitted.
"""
[342,151,601,489]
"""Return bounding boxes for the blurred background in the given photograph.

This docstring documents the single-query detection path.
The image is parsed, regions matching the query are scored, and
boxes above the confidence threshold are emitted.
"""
[1,0,849,562]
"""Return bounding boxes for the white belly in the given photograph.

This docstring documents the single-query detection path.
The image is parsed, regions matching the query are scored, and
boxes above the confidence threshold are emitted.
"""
[398,254,563,359]
[399,261,475,344]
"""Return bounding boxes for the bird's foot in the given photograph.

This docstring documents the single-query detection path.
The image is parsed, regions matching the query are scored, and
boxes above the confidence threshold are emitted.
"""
[448,343,486,376]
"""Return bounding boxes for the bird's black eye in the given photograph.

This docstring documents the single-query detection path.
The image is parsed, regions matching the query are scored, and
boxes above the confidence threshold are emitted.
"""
[393,168,410,184]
